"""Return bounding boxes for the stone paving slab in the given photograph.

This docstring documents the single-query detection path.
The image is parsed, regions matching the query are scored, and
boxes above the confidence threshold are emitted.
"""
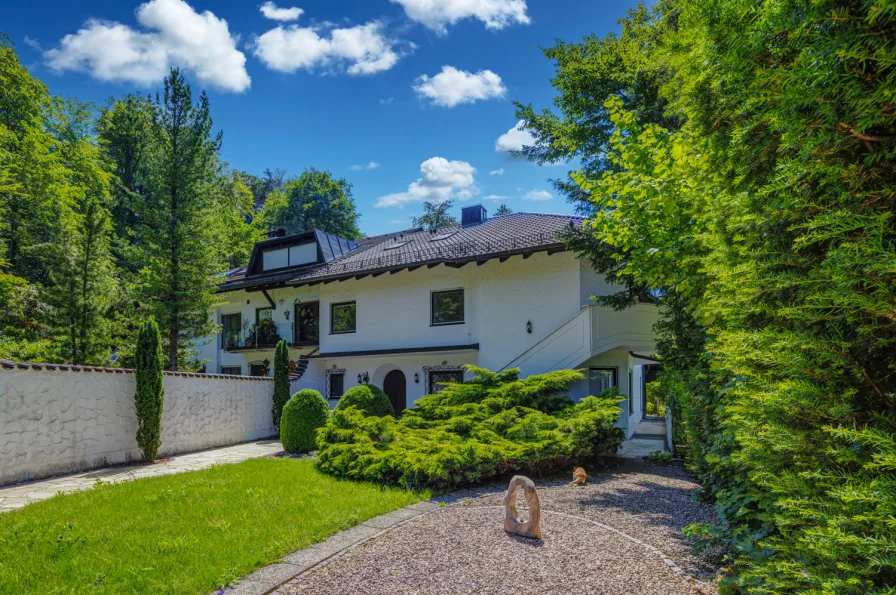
[0,439,284,513]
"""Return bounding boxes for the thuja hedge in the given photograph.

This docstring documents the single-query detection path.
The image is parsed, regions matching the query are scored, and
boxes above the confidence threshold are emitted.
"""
[316,366,623,490]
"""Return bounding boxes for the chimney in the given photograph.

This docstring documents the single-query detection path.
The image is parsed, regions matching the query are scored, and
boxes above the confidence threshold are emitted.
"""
[461,204,487,227]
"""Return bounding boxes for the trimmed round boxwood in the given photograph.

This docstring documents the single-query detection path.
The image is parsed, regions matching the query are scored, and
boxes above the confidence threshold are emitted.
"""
[280,389,329,453]
[335,384,395,417]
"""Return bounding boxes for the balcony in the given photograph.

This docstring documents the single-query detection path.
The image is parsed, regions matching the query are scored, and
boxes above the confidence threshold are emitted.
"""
[222,322,293,352]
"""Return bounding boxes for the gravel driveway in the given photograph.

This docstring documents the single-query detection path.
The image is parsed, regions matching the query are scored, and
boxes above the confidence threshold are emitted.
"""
[281,462,719,595]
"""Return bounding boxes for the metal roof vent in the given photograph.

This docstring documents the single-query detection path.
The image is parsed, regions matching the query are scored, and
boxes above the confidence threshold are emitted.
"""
[461,204,487,227]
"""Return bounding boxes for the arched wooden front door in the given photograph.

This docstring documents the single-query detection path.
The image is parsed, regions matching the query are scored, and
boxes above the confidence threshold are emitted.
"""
[383,370,406,415]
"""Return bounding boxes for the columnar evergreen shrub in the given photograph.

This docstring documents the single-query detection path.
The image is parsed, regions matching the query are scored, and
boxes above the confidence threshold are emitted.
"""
[271,339,290,427]
[334,384,394,417]
[135,316,164,461]
[317,366,622,490]
[280,389,329,454]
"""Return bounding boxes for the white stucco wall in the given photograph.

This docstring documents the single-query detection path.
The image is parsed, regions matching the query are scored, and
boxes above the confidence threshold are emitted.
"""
[0,365,275,486]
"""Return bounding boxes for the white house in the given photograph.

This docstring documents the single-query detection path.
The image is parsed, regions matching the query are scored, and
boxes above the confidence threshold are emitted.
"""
[197,205,663,439]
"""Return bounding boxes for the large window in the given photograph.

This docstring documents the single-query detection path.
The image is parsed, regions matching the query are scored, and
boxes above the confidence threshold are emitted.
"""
[428,370,464,394]
[588,368,617,396]
[221,313,242,349]
[330,301,356,334]
[431,289,464,325]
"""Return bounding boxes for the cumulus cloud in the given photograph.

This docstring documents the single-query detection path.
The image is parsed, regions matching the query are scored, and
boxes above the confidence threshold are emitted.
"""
[377,157,478,207]
[44,0,250,92]
[391,0,530,34]
[259,2,303,21]
[413,66,505,107]
[254,20,409,75]
[351,161,380,170]
[489,168,504,176]
[524,189,552,201]
[495,120,535,152]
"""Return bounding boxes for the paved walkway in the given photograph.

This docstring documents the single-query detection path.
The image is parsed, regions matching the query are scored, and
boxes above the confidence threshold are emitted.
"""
[0,439,284,513]
[221,463,718,595]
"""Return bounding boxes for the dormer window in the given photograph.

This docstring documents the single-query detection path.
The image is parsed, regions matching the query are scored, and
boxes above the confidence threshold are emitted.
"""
[262,241,317,271]
[384,241,411,251]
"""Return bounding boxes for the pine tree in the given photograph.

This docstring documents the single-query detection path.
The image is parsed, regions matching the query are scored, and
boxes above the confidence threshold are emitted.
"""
[135,316,164,461]
[272,339,290,428]
[132,69,221,371]
[494,204,512,217]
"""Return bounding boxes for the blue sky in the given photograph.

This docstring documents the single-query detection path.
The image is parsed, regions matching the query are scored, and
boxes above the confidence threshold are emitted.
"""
[4,0,638,236]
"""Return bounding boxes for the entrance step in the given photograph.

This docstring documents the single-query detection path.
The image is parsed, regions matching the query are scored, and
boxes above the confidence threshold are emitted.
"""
[618,436,668,459]
[633,420,666,436]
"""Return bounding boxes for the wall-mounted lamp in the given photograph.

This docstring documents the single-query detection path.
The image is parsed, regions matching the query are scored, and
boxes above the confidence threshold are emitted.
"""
[283,310,290,320]
[414,373,420,384]
[526,320,533,334]
[357,372,369,385]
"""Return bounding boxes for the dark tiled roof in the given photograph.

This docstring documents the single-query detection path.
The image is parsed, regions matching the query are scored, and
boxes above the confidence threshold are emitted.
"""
[290,213,582,285]
[218,213,582,291]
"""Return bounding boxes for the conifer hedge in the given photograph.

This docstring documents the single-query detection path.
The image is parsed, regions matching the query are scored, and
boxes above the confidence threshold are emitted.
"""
[135,317,164,461]
[316,366,622,490]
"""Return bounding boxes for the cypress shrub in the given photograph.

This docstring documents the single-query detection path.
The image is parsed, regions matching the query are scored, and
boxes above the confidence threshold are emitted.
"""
[271,339,290,427]
[335,384,395,417]
[135,316,164,461]
[280,389,329,454]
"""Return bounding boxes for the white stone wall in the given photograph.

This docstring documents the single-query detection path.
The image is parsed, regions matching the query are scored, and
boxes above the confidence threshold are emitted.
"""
[0,365,275,486]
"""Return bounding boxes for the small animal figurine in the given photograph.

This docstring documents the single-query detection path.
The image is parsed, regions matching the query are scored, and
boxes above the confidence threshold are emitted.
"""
[571,467,587,485]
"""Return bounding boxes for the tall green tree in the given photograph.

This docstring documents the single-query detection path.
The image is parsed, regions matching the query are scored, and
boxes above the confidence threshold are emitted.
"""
[135,316,164,461]
[412,200,457,232]
[493,204,512,217]
[43,98,118,365]
[132,69,221,371]
[264,168,360,238]
[96,94,154,244]
[0,36,62,284]
[522,0,896,591]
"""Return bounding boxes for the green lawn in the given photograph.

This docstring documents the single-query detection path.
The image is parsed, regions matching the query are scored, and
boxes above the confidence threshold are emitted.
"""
[0,457,427,594]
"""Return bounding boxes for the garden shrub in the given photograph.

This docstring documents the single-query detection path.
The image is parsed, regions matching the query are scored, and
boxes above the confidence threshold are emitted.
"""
[335,384,395,417]
[280,389,329,454]
[135,316,164,461]
[271,339,290,427]
[317,366,622,490]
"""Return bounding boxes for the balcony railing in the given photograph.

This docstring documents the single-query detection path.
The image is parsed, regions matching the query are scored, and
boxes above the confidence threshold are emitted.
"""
[221,322,295,351]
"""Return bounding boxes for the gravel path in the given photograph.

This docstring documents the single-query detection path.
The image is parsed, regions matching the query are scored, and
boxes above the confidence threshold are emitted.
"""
[457,462,719,579]
[280,462,718,595]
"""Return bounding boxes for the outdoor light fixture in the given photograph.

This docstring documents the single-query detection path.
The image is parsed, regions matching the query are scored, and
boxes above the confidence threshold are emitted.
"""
[263,358,270,369]
[283,310,290,320]
[414,373,420,384]
[357,372,369,385]
[526,320,532,334]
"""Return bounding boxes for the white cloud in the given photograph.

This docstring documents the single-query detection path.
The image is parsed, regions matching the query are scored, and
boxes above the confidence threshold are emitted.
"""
[391,0,530,35]
[44,0,250,92]
[379,97,394,105]
[489,168,504,176]
[495,120,535,152]
[484,194,508,200]
[524,189,552,201]
[413,66,505,107]
[259,2,303,21]
[23,36,44,52]
[377,157,478,207]
[254,20,409,75]
[351,161,380,170]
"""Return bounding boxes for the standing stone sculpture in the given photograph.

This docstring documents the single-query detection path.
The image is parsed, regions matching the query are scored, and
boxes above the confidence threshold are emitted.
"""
[503,475,542,539]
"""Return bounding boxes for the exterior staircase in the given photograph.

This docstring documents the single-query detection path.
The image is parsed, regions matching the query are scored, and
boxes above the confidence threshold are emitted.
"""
[288,349,317,381]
